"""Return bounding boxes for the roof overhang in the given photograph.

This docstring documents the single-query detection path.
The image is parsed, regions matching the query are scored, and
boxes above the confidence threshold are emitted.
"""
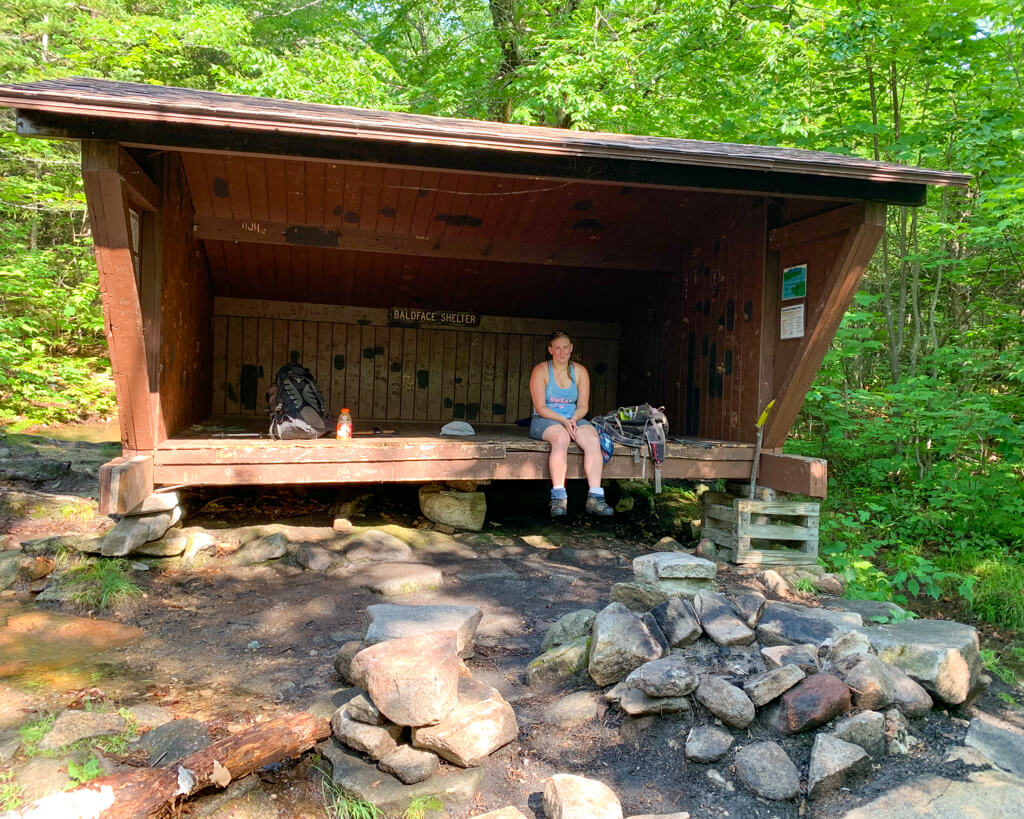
[0,78,972,207]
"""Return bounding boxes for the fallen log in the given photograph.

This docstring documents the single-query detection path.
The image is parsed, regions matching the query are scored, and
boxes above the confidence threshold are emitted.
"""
[8,712,330,819]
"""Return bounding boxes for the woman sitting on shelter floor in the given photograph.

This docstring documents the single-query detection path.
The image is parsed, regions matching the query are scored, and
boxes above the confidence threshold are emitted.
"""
[529,330,613,519]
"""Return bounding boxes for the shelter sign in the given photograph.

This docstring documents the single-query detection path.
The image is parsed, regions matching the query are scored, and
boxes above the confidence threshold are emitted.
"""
[780,304,805,340]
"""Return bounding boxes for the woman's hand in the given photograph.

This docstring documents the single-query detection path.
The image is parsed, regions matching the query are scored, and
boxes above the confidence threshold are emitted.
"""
[563,417,578,439]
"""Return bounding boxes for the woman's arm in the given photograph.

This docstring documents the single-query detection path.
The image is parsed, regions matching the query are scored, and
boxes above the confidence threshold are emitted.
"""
[572,364,591,421]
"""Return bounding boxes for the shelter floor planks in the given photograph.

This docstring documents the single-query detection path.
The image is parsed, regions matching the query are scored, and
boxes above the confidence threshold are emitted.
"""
[153,416,755,486]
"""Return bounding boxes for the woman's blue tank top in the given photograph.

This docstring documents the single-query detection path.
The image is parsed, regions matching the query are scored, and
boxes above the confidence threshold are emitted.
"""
[540,361,578,419]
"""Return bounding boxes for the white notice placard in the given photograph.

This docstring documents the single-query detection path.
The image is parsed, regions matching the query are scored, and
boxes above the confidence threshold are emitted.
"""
[780,303,805,339]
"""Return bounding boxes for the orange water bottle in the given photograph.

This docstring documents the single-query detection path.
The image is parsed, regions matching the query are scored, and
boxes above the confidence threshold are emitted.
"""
[336,408,352,439]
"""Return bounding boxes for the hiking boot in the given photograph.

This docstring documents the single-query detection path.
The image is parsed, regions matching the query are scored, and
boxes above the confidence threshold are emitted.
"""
[550,497,568,518]
[585,495,614,517]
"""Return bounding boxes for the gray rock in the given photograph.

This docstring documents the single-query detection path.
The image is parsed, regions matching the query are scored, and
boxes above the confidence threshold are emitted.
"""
[885,707,914,755]
[832,652,896,710]
[618,689,691,717]
[685,725,734,762]
[839,770,1024,819]
[350,631,460,726]
[651,597,702,647]
[542,609,598,652]
[295,543,343,572]
[825,630,873,662]
[333,640,366,684]
[344,693,383,725]
[20,534,103,556]
[412,676,518,767]
[543,773,624,819]
[732,592,767,628]
[134,528,188,557]
[125,704,175,730]
[542,691,601,727]
[331,710,401,760]
[14,757,72,803]
[418,485,486,531]
[364,603,483,659]
[965,711,1024,776]
[693,590,755,646]
[883,662,933,717]
[743,664,805,707]
[588,602,666,686]
[319,739,484,814]
[136,717,211,765]
[694,676,755,729]
[633,552,717,582]
[39,710,126,751]
[757,602,863,647]
[527,637,591,688]
[819,595,908,623]
[857,619,981,706]
[0,551,21,591]
[377,744,439,785]
[0,730,21,763]
[610,582,672,611]
[125,492,180,516]
[761,643,819,673]
[734,741,800,800]
[758,569,790,596]
[99,510,178,557]
[339,529,414,564]
[808,733,871,799]
[624,656,698,697]
[343,562,444,596]
[833,711,886,757]
[229,532,288,565]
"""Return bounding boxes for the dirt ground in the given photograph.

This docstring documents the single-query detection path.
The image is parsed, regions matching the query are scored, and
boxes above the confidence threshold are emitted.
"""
[1,427,1022,818]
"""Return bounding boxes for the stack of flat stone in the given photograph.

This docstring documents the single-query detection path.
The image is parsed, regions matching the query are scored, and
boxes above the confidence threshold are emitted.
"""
[610,549,717,611]
[324,604,517,805]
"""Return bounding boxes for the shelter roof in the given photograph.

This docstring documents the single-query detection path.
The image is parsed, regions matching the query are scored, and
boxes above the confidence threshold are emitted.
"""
[0,78,969,205]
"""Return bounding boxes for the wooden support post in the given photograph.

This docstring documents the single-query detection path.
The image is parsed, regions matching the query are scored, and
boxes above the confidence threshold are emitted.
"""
[758,452,828,498]
[98,455,154,515]
[763,203,886,449]
[82,140,158,453]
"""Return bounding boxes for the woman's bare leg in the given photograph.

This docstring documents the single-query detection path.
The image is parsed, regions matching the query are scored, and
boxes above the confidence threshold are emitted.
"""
[542,425,571,487]
[575,426,604,490]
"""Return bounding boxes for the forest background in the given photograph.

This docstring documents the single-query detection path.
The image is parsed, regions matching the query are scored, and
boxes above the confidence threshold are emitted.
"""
[1,1,1022,666]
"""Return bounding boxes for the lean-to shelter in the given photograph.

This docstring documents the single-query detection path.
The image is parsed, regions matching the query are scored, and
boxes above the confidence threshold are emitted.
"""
[0,79,970,514]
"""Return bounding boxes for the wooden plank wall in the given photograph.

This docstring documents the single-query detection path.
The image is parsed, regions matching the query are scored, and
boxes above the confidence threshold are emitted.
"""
[618,195,766,443]
[157,152,215,438]
[212,299,619,423]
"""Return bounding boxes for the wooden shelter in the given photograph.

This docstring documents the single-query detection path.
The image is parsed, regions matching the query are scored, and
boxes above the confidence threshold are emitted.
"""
[0,79,970,514]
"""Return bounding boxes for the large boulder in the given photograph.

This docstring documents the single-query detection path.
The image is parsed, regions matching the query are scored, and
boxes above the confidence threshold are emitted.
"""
[838,770,1024,819]
[364,603,483,659]
[527,637,591,688]
[330,710,401,760]
[338,530,414,564]
[692,589,755,646]
[857,620,981,706]
[883,662,933,717]
[831,652,896,710]
[543,774,623,819]
[588,603,665,686]
[418,485,486,531]
[411,676,518,767]
[624,656,698,697]
[964,711,1024,776]
[757,602,863,647]
[632,552,716,583]
[349,631,460,726]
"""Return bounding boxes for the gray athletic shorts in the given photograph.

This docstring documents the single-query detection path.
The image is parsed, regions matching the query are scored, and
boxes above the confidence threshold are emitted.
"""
[529,415,593,440]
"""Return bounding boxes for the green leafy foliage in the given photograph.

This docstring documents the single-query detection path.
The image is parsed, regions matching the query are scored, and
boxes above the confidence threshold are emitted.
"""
[67,753,104,784]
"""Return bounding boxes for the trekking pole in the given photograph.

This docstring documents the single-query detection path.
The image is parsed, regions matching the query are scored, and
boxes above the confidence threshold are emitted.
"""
[748,400,775,500]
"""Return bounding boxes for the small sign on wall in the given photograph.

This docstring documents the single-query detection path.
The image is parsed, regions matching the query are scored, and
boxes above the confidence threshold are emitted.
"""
[389,307,480,327]
[781,264,807,300]
[780,303,805,339]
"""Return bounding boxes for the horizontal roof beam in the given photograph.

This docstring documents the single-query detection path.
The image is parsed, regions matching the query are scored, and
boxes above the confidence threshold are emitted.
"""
[194,216,682,272]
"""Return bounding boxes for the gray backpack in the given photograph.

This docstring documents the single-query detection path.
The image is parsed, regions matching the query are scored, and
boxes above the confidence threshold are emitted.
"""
[267,364,330,439]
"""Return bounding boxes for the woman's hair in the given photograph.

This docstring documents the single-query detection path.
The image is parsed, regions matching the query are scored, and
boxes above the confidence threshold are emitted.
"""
[547,330,572,345]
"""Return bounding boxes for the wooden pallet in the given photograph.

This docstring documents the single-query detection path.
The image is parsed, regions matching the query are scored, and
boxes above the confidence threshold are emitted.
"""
[700,491,819,565]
